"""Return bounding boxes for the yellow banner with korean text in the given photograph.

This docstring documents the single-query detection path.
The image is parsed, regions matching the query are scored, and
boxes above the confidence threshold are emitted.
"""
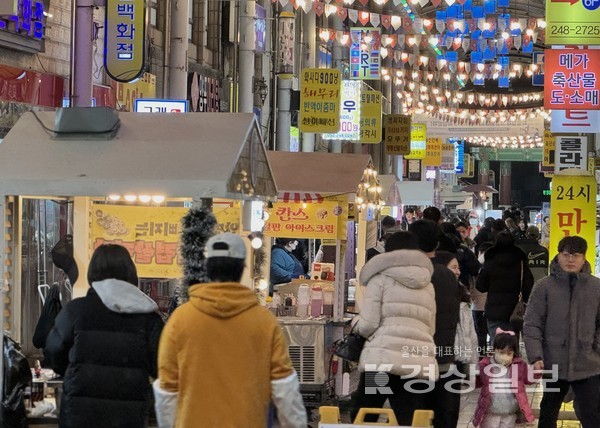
[384,114,411,155]
[360,90,382,143]
[299,68,341,133]
[405,123,427,160]
[423,137,443,167]
[213,199,241,234]
[92,205,188,278]
[549,171,597,273]
[264,200,344,239]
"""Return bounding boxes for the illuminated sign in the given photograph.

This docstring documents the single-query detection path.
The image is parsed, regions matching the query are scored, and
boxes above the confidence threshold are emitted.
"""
[0,0,45,40]
[105,0,146,82]
[546,0,600,44]
[545,49,600,110]
[453,139,465,174]
[134,99,188,113]
[323,80,361,140]
[299,68,341,133]
[423,137,443,167]
[405,123,427,159]
[350,28,380,80]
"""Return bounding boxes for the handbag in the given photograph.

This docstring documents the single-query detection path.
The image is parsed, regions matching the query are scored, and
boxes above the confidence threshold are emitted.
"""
[510,261,526,331]
[333,324,366,363]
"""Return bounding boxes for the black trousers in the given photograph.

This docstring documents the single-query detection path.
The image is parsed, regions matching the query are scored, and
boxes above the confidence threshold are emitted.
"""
[538,375,600,428]
[420,371,461,428]
[472,310,488,356]
[350,371,425,426]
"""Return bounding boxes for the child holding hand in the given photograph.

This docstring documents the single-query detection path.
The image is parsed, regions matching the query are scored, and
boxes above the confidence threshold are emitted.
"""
[473,328,540,427]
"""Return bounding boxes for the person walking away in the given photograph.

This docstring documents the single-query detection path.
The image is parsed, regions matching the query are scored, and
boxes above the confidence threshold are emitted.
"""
[44,244,164,428]
[409,220,462,428]
[523,236,600,428]
[472,242,493,358]
[476,231,534,344]
[350,231,437,426]
[516,226,549,283]
[473,329,539,428]
[153,233,306,428]
[435,251,479,371]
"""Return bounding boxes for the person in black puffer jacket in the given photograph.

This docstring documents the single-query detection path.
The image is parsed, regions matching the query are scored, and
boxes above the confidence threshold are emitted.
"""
[477,231,534,344]
[44,244,164,428]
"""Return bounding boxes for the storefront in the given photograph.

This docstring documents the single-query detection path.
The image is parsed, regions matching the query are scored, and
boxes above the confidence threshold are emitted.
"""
[0,108,277,391]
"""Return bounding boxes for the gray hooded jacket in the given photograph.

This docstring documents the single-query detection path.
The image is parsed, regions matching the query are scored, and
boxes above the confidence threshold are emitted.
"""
[523,259,600,381]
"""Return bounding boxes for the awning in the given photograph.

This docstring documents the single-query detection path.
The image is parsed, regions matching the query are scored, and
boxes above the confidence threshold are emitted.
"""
[0,110,277,200]
[278,192,324,203]
[378,174,402,206]
[396,180,435,206]
[267,151,371,201]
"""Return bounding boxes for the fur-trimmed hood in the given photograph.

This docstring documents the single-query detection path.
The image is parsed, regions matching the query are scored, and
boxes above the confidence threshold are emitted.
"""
[359,249,433,289]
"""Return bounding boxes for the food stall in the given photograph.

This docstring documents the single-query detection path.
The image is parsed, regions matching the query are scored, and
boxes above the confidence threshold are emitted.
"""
[266,151,380,407]
[0,108,278,418]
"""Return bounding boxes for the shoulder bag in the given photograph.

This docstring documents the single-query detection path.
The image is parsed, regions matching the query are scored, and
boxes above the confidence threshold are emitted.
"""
[333,324,366,363]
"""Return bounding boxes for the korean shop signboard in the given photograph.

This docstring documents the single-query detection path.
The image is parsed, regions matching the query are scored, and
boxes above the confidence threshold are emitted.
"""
[299,68,341,133]
[360,90,382,143]
[550,171,596,273]
[92,205,187,278]
[264,201,341,239]
[404,123,427,160]
[322,80,361,140]
[551,110,600,133]
[545,49,600,110]
[546,0,600,45]
[555,136,588,173]
[105,0,146,82]
[383,114,411,155]
[423,137,442,167]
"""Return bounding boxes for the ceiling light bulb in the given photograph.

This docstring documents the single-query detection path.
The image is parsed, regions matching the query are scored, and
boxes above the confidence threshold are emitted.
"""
[138,195,152,203]
[124,195,137,202]
[151,195,166,203]
[251,236,263,249]
[108,195,121,201]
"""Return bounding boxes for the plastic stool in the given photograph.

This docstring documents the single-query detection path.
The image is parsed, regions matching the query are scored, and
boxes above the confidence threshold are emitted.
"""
[319,406,341,424]
[411,409,434,427]
[353,408,398,425]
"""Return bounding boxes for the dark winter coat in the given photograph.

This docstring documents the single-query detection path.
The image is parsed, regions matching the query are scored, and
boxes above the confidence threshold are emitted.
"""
[524,260,600,381]
[516,239,549,283]
[270,245,305,286]
[430,255,462,365]
[476,244,534,323]
[44,279,164,428]
[456,244,481,288]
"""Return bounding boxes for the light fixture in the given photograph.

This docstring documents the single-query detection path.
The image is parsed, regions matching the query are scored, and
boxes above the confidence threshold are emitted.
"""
[356,161,384,212]
[124,195,137,202]
[253,76,269,106]
[151,195,166,204]
[108,195,121,201]
[138,195,152,203]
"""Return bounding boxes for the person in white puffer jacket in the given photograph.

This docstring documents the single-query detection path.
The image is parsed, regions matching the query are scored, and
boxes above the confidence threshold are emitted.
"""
[350,231,438,426]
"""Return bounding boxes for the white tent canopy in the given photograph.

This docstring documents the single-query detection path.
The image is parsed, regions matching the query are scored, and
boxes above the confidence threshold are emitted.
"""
[0,111,277,199]
[396,180,435,206]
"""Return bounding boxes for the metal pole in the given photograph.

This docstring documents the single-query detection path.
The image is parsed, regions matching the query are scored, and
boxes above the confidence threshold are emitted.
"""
[71,0,94,107]
[168,0,189,99]
[162,0,171,98]
[238,0,256,113]
[232,0,239,112]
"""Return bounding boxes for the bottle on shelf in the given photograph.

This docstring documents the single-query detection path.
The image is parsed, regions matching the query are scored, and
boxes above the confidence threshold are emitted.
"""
[310,285,323,317]
[297,283,310,317]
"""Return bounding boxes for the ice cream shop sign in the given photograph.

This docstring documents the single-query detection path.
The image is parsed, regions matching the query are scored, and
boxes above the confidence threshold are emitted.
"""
[0,0,46,53]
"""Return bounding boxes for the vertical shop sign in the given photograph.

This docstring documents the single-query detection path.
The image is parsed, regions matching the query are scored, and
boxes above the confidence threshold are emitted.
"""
[405,123,427,159]
[277,12,295,74]
[299,68,341,133]
[546,0,600,45]
[0,0,45,40]
[350,28,381,80]
[423,137,443,167]
[360,90,382,143]
[551,110,600,133]
[105,0,145,82]
[323,80,361,140]
[454,139,465,174]
[383,114,411,155]
[440,143,456,172]
[555,136,587,172]
[544,50,600,110]
[255,4,266,53]
[550,171,597,273]
[542,130,556,176]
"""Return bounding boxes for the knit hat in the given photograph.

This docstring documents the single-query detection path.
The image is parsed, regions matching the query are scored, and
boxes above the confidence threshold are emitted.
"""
[526,226,540,239]
[205,233,246,259]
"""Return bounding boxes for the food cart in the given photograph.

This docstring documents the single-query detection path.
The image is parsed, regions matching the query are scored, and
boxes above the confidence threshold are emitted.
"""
[0,108,278,418]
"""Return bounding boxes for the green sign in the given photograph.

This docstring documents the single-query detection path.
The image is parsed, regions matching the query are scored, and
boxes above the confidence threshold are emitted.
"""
[543,190,552,196]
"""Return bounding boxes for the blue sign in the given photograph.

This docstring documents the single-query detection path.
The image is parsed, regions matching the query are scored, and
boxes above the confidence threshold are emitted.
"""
[452,139,465,175]
[0,0,45,40]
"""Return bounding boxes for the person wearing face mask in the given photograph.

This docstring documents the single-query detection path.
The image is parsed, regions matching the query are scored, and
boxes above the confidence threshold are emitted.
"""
[270,238,305,293]
[473,329,540,428]
[524,236,600,428]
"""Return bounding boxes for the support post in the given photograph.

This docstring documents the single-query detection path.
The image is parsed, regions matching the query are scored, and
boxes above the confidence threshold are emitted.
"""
[168,0,189,99]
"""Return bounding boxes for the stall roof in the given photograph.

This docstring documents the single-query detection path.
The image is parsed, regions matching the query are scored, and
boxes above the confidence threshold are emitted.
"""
[0,111,277,199]
[396,180,435,206]
[378,175,402,206]
[267,151,371,199]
